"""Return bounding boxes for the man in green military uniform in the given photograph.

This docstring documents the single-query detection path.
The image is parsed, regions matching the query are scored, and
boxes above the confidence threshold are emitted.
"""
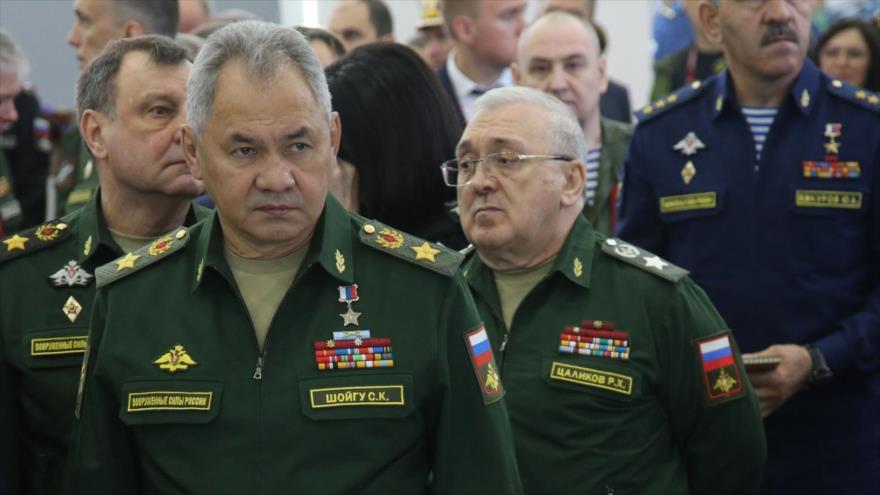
[0,30,27,234]
[57,0,182,215]
[512,12,630,236]
[66,22,521,493]
[443,86,766,494]
[0,36,206,494]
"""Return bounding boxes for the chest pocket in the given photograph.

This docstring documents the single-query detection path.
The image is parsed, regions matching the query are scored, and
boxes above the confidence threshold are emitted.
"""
[542,357,642,403]
[118,378,223,425]
[299,373,414,421]
[23,327,89,369]
[657,187,726,223]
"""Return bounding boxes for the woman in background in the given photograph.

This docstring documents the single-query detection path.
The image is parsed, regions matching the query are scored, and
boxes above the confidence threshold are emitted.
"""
[326,43,467,249]
[813,18,880,91]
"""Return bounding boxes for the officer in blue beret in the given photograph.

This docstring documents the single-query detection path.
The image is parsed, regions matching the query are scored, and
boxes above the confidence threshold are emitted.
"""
[618,1,879,494]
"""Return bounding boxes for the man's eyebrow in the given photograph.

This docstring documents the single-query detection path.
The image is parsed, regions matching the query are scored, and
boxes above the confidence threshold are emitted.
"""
[228,132,261,146]
[283,127,310,140]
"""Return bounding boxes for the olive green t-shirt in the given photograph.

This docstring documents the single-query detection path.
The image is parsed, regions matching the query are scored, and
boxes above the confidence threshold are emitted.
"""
[109,228,157,255]
[225,245,309,350]
[493,256,556,329]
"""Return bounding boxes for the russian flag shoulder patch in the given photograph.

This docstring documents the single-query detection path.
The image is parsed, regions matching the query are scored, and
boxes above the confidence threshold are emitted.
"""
[464,325,505,405]
[694,331,746,405]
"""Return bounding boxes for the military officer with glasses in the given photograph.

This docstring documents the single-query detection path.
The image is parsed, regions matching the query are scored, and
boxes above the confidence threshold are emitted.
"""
[447,86,766,495]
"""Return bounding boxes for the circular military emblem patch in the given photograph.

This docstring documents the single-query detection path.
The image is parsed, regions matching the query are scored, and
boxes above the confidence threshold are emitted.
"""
[148,235,174,256]
[35,224,61,241]
[376,228,404,249]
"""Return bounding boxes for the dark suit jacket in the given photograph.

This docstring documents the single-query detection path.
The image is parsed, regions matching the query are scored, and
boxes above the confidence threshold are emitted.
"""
[600,80,632,123]
[437,64,466,126]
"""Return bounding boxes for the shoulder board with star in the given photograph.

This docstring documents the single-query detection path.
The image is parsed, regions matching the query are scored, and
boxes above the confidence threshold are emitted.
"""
[635,80,707,124]
[0,220,73,265]
[599,237,688,283]
[96,226,191,289]
[357,219,463,277]
[827,79,880,114]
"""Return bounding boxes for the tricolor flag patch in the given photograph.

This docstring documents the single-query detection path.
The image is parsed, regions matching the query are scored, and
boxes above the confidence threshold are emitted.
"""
[695,332,745,405]
[464,325,504,405]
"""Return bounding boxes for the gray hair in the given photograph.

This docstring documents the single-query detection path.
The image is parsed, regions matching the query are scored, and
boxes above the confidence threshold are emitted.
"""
[76,35,188,122]
[473,86,586,160]
[111,0,180,37]
[187,21,332,135]
[0,29,30,81]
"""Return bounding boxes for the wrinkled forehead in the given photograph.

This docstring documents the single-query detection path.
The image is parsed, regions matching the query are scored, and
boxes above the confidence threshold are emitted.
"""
[458,103,551,155]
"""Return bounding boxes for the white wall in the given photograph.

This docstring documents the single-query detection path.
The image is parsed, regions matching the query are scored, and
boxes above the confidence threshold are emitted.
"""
[279,0,654,110]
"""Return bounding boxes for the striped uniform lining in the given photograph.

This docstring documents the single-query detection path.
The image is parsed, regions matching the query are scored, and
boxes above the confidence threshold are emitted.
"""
[585,147,602,206]
[741,107,778,161]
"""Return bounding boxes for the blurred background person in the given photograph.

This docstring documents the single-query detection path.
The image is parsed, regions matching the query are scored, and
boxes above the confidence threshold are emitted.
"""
[326,43,467,249]
[327,0,394,53]
[650,0,725,102]
[1,29,49,233]
[513,12,631,236]
[178,0,210,33]
[540,0,632,122]
[297,26,346,68]
[414,0,453,71]
[190,8,261,38]
[58,0,180,216]
[813,17,880,91]
[439,0,527,123]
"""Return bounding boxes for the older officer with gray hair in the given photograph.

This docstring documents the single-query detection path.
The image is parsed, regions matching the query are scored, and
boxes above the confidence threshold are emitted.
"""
[450,85,766,494]
[65,21,521,494]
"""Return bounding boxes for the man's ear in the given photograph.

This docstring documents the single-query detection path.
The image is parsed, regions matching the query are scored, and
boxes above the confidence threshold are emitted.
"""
[560,160,587,208]
[597,54,609,95]
[450,15,476,45]
[123,20,146,38]
[80,109,108,161]
[181,125,202,180]
[699,1,723,45]
[511,62,523,85]
[329,112,342,156]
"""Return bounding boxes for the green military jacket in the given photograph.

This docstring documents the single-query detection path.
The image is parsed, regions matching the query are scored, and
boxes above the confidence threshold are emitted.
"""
[463,215,767,495]
[63,139,97,215]
[66,195,522,494]
[0,151,22,233]
[583,118,632,236]
[0,191,207,494]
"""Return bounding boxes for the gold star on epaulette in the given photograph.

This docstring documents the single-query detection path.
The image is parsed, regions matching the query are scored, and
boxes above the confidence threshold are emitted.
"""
[3,234,29,252]
[115,252,140,272]
[411,241,440,263]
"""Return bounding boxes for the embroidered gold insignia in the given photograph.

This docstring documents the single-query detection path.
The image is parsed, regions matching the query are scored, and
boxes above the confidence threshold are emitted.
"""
[681,160,697,184]
[713,368,738,393]
[868,94,880,105]
[573,257,583,278]
[335,249,346,273]
[35,224,61,241]
[801,89,810,108]
[115,252,140,271]
[411,241,440,262]
[856,90,867,100]
[153,344,198,373]
[83,235,92,256]
[3,234,29,251]
[375,228,404,249]
[83,159,94,180]
[62,296,83,323]
[196,259,205,282]
[666,94,678,104]
[484,362,502,393]
[147,236,174,256]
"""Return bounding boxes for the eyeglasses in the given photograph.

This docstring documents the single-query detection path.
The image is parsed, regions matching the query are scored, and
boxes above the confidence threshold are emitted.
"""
[441,151,574,187]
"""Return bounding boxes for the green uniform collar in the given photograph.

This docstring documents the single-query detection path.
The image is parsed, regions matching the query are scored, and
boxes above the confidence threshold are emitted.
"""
[192,194,355,292]
[464,215,597,309]
[75,188,123,264]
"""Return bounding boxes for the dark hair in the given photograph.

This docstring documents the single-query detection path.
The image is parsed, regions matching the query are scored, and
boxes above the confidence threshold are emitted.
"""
[362,0,393,37]
[812,18,880,91]
[296,26,346,57]
[113,0,180,38]
[326,43,463,238]
[77,35,188,121]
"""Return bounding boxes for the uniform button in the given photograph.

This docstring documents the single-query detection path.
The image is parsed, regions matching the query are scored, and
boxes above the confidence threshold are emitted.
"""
[691,80,702,90]
[606,239,618,246]
[56,223,68,230]
[176,229,187,239]
[832,80,843,88]
[363,224,376,234]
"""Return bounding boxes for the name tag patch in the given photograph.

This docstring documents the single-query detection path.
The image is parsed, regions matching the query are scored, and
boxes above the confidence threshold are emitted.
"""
[549,362,633,395]
[30,336,88,356]
[127,391,213,412]
[310,385,404,409]
[659,192,716,213]
[795,189,862,209]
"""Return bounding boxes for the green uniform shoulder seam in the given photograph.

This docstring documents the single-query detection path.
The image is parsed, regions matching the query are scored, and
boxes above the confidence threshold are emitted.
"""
[357,218,463,277]
[636,80,707,123]
[96,226,191,288]
[599,238,688,282]
[827,79,880,113]
[0,220,73,265]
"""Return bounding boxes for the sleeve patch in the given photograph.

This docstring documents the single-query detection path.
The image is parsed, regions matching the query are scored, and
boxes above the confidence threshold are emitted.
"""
[694,331,746,406]
[464,325,505,405]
